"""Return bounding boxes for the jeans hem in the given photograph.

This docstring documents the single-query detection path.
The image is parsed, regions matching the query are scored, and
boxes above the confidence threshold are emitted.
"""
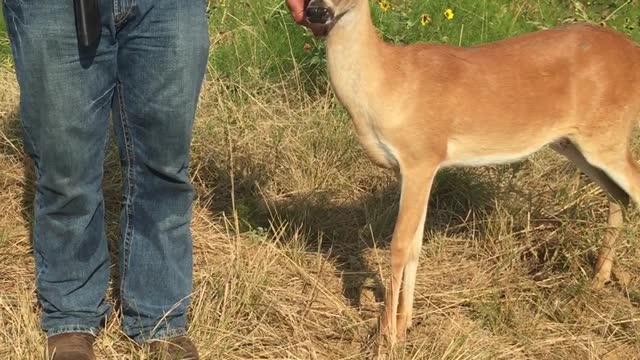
[47,326,98,338]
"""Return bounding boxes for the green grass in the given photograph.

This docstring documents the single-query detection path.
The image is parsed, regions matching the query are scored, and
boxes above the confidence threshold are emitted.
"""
[203,0,640,90]
[0,5,5,32]
[0,5,10,68]
[2,1,640,82]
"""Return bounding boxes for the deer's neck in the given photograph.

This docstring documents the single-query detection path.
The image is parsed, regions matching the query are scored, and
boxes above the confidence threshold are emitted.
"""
[325,1,386,118]
[324,2,402,168]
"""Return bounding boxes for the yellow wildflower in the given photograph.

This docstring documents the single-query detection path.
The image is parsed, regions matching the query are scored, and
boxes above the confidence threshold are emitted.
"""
[444,8,454,20]
[378,1,391,12]
[420,14,431,26]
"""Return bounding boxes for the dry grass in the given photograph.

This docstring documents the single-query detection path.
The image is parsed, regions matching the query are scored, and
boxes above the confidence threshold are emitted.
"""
[2,27,640,359]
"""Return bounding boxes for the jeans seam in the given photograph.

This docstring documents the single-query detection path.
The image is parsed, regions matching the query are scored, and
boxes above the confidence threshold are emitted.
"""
[113,0,119,21]
[114,0,136,27]
[116,80,136,307]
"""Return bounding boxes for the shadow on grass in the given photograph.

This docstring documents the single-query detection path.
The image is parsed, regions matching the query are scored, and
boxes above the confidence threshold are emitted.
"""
[4,101,592,325]
[199,153,502,308]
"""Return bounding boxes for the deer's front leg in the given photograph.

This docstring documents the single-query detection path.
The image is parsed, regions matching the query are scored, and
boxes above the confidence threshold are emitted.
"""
[380,163,437,345]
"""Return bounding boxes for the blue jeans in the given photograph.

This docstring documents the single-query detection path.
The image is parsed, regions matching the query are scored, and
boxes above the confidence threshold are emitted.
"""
[3,0,209,342]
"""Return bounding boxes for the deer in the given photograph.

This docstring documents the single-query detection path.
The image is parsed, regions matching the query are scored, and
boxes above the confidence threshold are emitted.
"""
[302,0,640,345]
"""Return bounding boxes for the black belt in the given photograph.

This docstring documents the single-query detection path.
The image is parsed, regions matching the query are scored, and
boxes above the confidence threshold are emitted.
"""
[74,0,101,47]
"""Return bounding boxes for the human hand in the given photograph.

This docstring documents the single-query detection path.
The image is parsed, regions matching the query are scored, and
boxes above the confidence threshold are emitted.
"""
[285,0,328,36]
[286,0,307,24]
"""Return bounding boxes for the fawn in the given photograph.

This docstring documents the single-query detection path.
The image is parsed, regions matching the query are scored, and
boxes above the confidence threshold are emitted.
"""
[304,0,640,344]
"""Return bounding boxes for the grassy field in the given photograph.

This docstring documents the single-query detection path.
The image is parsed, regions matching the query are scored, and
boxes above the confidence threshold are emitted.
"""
[2,0,640,358]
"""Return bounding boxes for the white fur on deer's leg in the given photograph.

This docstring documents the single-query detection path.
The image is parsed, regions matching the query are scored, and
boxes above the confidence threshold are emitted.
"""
[396,216,427,341]
[592,201,623,289]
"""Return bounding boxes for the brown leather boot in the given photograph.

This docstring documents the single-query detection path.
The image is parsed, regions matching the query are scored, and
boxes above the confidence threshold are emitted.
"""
[46,332,96,360]
[148,336,199,360]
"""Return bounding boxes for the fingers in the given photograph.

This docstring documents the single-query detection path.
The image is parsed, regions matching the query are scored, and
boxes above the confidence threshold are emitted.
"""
[286,0,328,37]
[286,0,306,24]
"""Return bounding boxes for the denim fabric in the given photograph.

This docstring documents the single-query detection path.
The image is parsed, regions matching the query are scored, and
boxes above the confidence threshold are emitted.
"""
[3,0,209,342]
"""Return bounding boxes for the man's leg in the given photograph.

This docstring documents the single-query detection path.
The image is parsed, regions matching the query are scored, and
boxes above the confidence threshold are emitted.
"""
[110,0,209,344]
[3,0,117,345]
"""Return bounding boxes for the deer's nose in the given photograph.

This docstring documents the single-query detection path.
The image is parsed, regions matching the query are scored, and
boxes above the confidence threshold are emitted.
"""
[306,6,333,24]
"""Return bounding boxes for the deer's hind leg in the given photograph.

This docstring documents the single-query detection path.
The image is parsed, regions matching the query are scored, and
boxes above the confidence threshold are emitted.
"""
[550,139,629,289]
